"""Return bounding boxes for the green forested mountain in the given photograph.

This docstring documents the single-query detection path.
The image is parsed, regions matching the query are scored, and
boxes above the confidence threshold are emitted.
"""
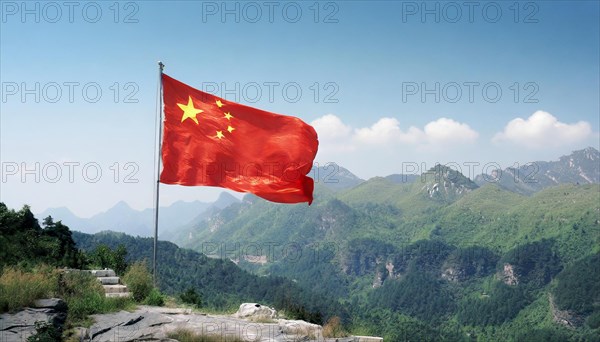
[6,148,597,340]
[71,230,347,324]
[164,161,600,340]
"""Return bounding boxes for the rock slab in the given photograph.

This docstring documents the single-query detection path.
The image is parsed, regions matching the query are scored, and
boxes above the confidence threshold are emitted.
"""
[0,298,67,342]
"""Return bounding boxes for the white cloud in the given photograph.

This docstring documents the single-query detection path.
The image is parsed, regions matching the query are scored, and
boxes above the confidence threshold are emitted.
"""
[311,114,479,149]
[311,114,351,141]
[354,117,403,144]
[423,118,479,144]
[493,111,592,148]
[353,117,477,146]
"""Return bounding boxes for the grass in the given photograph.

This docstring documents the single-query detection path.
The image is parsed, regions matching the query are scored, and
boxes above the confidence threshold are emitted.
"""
[0,264,59,312]
[322,316,348,338]
[167,328,244,342]
[60,271,135,327]
[1,265,137,342]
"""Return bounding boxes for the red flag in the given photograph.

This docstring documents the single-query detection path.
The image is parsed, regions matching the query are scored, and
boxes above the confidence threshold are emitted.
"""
[160,74,319,204]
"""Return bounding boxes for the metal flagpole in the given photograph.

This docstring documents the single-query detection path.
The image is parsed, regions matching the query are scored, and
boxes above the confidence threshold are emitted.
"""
[153,61,165,286]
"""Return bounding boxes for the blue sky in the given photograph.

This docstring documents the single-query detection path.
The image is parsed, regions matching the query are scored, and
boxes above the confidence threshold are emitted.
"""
[1,1,598,217]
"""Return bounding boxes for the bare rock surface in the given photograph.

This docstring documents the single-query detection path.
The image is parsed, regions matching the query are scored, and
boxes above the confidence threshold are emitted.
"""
[2,301,376,342]
[234,303,277,319]
[86,305,355,342]
[0,298,67,342]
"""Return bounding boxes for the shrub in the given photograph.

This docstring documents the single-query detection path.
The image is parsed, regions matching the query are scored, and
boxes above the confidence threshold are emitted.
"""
[60,271,106,324]
[0,265,58,313]
[123,261,153,302]
[27,320,62,342]
[322,316,348,338]
[180,287,202,307]
[144,288,165,306]
[59,271,133,326]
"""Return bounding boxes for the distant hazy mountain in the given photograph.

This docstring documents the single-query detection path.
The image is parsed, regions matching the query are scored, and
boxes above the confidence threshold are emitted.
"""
[474,147,600,195]
[38,192,239,237]
[310,164,364,191]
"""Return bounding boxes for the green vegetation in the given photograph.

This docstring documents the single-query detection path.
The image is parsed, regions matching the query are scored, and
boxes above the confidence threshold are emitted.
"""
[27,321,62,342]
[0,265,59,312]
[144,287,165,306]
[0,204,85,268]
[163,175,599,340]
[59,271,134,327]
[180,287,203,307]
[72,230,348,325]
[552,253,600,322]
[0,204,134,334]
[500,239,563,287]
[2,165,599,341]
[458,282,530,325]
[87,244,128,275]
[123,260,153,302]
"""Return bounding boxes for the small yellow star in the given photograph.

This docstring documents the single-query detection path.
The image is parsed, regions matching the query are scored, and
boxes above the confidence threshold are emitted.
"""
[227,125,235,133]
[216,130,225,139]
[177,96,203,125]
[216,100,224,108]
[224,112,233,120]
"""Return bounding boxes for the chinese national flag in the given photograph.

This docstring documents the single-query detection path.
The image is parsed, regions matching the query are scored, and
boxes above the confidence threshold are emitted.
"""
[160,74,319,204]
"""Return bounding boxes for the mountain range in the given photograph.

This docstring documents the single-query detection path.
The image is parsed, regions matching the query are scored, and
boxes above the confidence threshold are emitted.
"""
[38,192,240,237]
[38,146,600,340]
[39,147,599,238]
[474,146,599,194]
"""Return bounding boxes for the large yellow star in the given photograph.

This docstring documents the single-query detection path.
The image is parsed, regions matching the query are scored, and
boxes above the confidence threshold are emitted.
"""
[216,100,224,108]
[216,130,225,139]
[177,96,203,125]
[224,112,233,120]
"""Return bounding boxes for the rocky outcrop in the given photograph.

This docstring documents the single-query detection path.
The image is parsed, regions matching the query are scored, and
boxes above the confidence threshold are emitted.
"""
[500,263,519,285]
[441,266,464,282]
[549,294,584,328]
[233,303,277,319]
[3,301,380,341]
[0,298,67,342]
[82,305,359,342]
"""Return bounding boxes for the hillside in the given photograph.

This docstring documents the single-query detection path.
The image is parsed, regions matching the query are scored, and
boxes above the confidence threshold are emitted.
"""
[160,157,599,340]
[8,148,598,340]
[71,230,347,324]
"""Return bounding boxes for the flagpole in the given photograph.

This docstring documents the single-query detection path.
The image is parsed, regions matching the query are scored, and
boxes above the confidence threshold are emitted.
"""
[153,61,165,286]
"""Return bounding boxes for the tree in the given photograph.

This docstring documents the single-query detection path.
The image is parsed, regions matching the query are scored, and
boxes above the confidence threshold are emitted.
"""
[180,288,202,307]
[88,244,128,275]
